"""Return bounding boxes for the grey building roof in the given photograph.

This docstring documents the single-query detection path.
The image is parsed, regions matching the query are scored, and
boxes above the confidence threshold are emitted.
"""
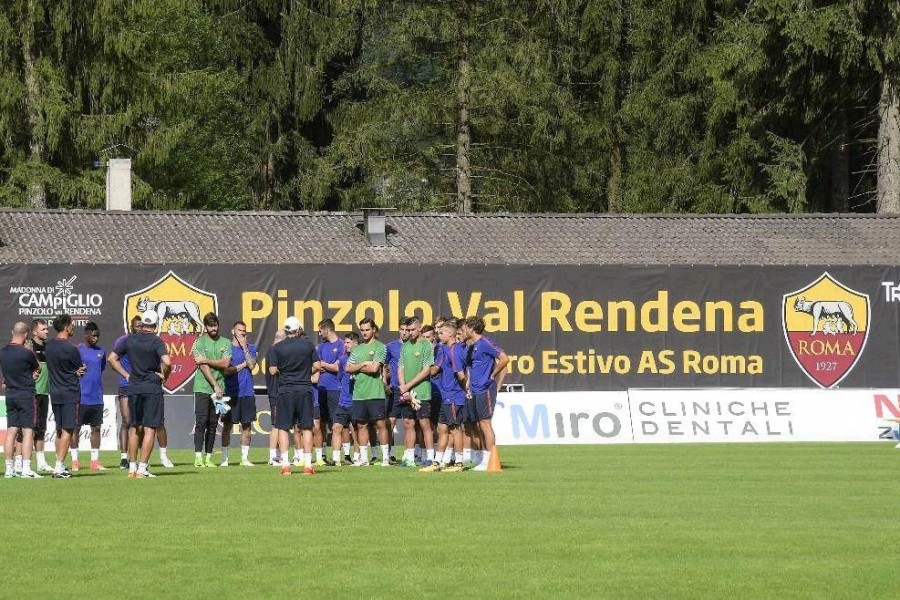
[0,209,898,265]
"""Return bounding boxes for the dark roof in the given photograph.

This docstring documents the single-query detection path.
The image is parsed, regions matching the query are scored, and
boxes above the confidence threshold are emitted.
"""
[0,209,898,265]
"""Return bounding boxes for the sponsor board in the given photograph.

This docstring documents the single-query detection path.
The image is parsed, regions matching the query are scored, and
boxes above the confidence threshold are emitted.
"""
[69,396,119,451]
[494,392,632,445]
[629,388,896,444]
[0,395,117,452]
[123,271,217,393]
[8,274,104,326]
[5,390,892,450]
[782,272,870,388]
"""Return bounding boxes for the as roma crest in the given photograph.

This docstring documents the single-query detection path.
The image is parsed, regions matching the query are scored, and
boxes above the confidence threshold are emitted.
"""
[123,271,217,393]
[782,272,870,388]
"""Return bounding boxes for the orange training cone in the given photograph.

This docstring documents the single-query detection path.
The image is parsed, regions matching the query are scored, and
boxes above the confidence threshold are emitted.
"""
[487,446,502,472]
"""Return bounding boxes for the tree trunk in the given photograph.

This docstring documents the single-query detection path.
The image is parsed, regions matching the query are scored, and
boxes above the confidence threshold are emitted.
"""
[876,75,900,213]
[830,104,849,212]
[607,130,622,212]
[455,1,472,214]
[22,15,46,209]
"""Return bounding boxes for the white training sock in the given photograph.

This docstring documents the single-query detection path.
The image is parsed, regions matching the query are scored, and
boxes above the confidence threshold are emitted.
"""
[360,447,369,463]
[426,448,435,461]
[90,449,99,461]
[332,450,341,463]
[55,460,64,473]
[481,451,491,466]
[159,447,169,459]
[14,455,23,471]
[241,445,250,460]
[195,452,203,461]
[304,452,313,467]
[120,452,128,461]
[443,449,454,464]
[380,445,390,462]
[269,448,277,460]
[463,448,472,462]
[221,447,229,461]
[129,462,137,473]
[352,451,360,462]
[315,447,324,461]
[4,459,12,473]
[342,442,351,456]
[70,448,79,462]
[138,462,148,472]
[403,448,414,462]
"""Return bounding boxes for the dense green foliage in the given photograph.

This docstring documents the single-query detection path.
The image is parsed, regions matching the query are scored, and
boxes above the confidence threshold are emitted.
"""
[0,1,896,212]
[2,444,899,598]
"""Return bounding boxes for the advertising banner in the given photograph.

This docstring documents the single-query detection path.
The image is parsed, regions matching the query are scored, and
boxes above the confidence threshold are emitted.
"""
[6,390,897,450]
[2,264,899,394]
[493,392,631,445]
[628,388,898,444]
[0,395,118,452]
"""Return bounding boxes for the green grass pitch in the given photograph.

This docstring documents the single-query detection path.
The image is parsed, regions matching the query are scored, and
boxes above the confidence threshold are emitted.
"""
[3,443,898,598]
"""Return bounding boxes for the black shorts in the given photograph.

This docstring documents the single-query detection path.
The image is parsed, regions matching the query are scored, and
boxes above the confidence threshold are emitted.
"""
[118,386,129,399]
[384,388,400,419]
[473,383,497,420]
[6,396,37,429]
[463,396,478,423]
[275,387,314,431]
[439,403,464,427]
[34,394,49,437]
[400,401,431,421]
[319,389,339,425]
[52,402,79,430]
[78,404,104,427]
[130,393,164,428]
[430,394,442,424]
[312,402,321,421]
[388,389,404,419]
[351,399,386,423]
[332,404,353,428]
[223,396,256,426]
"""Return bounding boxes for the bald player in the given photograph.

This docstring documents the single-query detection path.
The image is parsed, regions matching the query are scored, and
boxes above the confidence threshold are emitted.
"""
[1,322,42,478]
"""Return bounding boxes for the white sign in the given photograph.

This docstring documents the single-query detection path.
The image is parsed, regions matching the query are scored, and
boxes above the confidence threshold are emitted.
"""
[494,392,632,445]
[629,388,899,444]
[1,395,118,452]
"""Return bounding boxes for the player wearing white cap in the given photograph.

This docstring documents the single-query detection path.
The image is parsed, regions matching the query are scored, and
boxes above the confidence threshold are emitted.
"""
[108,310,172,478]
[268,317,318,476]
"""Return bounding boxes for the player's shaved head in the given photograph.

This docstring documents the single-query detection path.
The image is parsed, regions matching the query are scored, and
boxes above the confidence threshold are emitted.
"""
[12,322,28,336]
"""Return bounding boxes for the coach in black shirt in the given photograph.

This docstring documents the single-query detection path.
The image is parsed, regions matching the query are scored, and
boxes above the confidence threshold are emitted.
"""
[109,310,171,478]
[0,322,40,478]
[268,317,317,475]
[45,313,86,478]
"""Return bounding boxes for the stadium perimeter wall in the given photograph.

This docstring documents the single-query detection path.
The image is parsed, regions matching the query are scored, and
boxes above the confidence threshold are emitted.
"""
[2,263,899,447]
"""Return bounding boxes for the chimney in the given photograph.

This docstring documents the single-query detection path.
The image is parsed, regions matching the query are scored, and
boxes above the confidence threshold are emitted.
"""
[106,158,132,211]
[361,207,395,246]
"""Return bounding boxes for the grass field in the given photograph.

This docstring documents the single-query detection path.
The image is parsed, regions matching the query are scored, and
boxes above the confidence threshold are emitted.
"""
[2,443,897,599]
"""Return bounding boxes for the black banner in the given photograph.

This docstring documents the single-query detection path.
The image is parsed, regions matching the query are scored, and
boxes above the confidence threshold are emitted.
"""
[2,264,899,391]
